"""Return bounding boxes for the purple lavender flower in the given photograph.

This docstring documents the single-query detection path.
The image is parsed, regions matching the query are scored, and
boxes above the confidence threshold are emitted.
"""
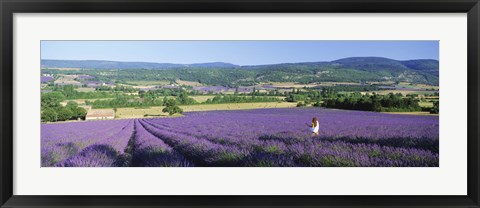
[41,108,439,167]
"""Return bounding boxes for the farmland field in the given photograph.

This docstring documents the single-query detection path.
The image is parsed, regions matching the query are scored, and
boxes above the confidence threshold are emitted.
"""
[419,101,435,108]
[115,102,297,118]
[190,95,216,103]
[124,80,171,86]
[41,108,439,167]
[60,98,114,106]
[40,41,441,168]
[75,87,96,92]
[371,90,437,95]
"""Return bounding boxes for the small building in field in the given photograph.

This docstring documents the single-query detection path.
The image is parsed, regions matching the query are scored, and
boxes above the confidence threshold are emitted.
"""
[85,109,115,120]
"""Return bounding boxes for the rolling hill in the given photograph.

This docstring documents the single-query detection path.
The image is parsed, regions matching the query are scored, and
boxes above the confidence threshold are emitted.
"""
[41,60,239,69]
[41,57,439,86]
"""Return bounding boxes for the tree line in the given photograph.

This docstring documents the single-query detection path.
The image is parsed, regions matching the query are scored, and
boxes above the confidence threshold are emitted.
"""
[87,90,281,109]
[41,92,87,122]
[47,85,116,99]
[321,92,422,112]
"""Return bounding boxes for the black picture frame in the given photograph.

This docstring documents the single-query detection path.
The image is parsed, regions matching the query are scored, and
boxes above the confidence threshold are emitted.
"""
[1,0,479,207]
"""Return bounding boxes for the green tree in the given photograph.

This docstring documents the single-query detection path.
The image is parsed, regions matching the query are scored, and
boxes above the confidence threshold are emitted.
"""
[72,107,87,120]
[176,91,197,105]
[41,108,58,122]
[138,90,146,98]
[41,92,65,109]
[65,101,79,110]
[430,101,439,114]
[64,101,86,120]
[162,96,169,106]
[234,86,239,95]
[162,99,183,115]
[296,102,306,107]
[57,108,73,121]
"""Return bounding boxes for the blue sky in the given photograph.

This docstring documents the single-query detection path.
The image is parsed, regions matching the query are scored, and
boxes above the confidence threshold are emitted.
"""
[41,41,438,65]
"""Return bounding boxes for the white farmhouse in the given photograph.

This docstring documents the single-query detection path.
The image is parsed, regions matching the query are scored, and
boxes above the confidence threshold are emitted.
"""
[85,109,115,120]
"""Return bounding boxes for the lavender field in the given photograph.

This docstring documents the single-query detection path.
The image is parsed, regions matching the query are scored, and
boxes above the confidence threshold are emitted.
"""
[41,108,439,167]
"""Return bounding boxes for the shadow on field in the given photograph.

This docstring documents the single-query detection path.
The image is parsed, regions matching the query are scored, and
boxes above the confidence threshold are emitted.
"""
[56,142,80,155]
[131,147,193,167]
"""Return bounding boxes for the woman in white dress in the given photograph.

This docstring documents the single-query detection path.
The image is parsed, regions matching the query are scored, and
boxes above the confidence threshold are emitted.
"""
[307,117,319,136]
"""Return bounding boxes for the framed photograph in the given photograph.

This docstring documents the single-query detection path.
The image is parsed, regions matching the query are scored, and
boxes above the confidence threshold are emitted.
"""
[1,0,479,207]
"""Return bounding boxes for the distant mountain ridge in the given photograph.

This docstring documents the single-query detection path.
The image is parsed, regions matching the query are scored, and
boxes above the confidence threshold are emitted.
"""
[239,57,438,85]
[331,57,439,77]
[41,59,239,69]
[41,57,439,85]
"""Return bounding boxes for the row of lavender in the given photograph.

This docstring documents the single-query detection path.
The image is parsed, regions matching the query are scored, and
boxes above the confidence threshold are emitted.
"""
[41,119,134,167]
[41,118,191,167]
[41,108,439,167]
[138,108,439,167]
